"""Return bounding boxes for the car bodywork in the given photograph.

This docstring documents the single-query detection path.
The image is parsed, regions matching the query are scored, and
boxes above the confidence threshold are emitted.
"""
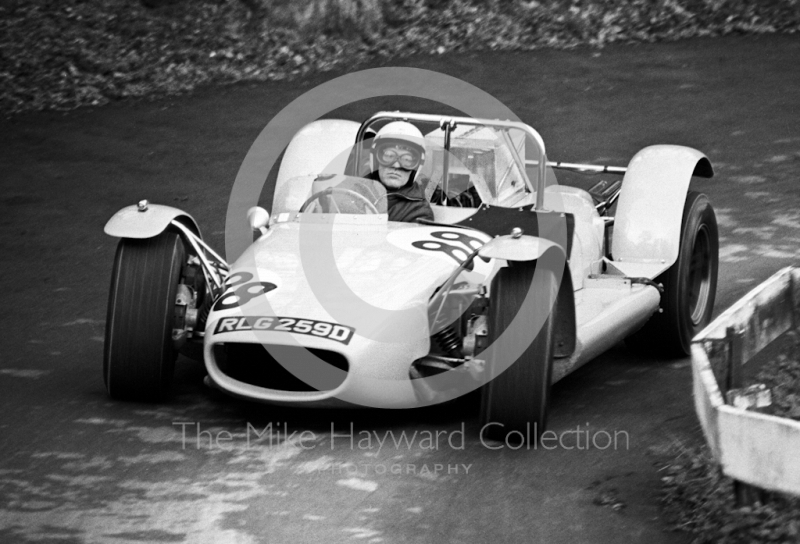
[105,111,714,412]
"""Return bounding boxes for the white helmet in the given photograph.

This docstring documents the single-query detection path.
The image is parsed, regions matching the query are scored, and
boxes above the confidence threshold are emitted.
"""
[372,121,426,169]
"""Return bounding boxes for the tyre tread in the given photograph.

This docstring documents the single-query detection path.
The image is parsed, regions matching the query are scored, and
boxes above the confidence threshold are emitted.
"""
[104,232,184,401]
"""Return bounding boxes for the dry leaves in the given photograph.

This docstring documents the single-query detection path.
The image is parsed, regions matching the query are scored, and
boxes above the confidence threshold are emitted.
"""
[2,0,799,115]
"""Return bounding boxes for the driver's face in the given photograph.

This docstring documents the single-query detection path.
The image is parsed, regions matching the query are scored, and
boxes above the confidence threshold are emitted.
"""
[378,164,412,189]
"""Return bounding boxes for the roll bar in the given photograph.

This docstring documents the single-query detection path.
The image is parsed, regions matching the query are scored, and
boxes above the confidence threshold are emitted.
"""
[353,112,629,211]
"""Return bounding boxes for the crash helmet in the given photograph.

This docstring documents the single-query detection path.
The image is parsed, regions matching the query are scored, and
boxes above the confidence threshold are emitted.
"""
[371,121,426,171]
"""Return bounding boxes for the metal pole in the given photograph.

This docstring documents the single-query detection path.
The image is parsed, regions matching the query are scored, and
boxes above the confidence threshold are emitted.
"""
[726,326,743,393]
[525,160,627,175]
[441,119,453,206]
[726,326,768,506]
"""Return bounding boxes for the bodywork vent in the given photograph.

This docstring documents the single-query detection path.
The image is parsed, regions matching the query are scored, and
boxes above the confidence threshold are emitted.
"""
[214,343,349,392]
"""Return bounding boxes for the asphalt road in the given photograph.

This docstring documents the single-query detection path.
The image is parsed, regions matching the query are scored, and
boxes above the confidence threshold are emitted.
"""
[1,35,799,544]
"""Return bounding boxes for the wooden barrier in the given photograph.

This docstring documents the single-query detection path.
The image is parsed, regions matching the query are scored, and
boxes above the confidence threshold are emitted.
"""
[692,266,800,499]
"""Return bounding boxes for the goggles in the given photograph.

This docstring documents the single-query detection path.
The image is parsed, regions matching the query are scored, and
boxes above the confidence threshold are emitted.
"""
[374,143,422,170]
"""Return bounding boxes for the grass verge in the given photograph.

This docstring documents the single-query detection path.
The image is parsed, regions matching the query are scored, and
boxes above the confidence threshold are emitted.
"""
[2,0,800,115]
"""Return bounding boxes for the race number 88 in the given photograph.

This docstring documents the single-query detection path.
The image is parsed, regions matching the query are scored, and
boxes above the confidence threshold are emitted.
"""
[213,271,277,311]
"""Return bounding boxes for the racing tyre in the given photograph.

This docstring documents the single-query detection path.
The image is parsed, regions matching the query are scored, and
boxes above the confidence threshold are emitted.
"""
[626,191,718,357]
[480,261,557,442]
[104,231,186,401]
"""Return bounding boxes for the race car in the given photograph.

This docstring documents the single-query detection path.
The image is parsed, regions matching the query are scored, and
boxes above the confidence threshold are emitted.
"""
[103,111,718,438]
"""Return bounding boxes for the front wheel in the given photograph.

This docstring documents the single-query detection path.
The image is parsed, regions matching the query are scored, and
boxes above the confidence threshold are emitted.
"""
[104,231,186,401]
[480,261,558,442]
[626,191,719,356]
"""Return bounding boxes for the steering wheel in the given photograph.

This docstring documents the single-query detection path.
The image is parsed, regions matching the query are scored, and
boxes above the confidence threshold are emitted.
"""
[299,187,380,214]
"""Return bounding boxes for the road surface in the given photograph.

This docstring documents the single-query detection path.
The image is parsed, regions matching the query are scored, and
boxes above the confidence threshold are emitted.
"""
[1,34,799,544]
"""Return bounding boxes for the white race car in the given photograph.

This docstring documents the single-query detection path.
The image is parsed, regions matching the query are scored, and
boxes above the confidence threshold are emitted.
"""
[103,111,718,439]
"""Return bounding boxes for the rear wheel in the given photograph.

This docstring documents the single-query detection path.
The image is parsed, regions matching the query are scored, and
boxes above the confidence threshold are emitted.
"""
[626,191,718,356]
[104,231,186,401]
[480,261,557,442]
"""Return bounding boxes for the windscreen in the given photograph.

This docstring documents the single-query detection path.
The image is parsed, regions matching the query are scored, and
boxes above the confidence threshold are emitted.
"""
[353,118,541,209]
[422,124,537,208]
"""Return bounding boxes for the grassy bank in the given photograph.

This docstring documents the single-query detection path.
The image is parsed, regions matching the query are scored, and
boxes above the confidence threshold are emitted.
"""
[2,0,799,115]
[661,438,800,543]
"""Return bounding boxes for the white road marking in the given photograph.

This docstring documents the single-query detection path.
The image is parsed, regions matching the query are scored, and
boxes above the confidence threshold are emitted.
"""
[773,212,800,229]
[118,452,187,465]
[730,174,766,184]
[62,318,104,326]
[294,456,337,474]
[744,191,781,203]
[336,478,378,492]
[0,369,49,378]
[343,526,382,539]
[732,226,776,240]
[30,452,84,460]
[714,207,737,228]
[75,418,130,426]
[719,244,749,263]
[765,155,790,163]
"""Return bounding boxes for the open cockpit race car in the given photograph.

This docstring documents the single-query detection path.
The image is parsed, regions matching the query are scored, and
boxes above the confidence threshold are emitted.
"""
[103,111,718,440]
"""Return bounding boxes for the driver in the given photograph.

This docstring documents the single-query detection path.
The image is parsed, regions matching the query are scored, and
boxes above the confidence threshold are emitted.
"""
[366,121,434,223]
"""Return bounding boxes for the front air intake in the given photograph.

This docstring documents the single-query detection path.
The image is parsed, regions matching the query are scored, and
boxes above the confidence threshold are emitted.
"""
[213,343,348,392]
